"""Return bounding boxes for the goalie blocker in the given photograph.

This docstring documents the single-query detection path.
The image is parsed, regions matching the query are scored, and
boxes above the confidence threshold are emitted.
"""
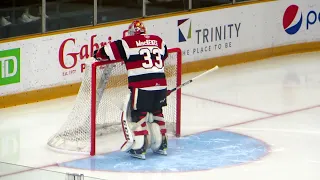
[121,88,168,159]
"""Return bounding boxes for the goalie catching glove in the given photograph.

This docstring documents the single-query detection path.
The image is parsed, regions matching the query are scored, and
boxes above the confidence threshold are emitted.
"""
[93,49,110,61]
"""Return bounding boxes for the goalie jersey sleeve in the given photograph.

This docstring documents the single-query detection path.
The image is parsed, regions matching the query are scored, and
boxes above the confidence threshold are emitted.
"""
[103,34,168,90]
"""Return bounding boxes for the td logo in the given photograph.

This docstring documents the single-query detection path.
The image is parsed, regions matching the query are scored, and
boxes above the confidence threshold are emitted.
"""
[0,48,20,86]
[283,4,320,35]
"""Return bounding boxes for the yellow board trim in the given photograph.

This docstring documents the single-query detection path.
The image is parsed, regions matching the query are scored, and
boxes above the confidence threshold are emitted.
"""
[0,0,275,44]
[1,41,319,109]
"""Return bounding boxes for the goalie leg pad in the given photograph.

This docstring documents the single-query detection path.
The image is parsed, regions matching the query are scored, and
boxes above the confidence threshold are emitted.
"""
[149,122,163,151]
[121,116,149,152]
[120,112,134,152]
[120,94,134,152]
[149,110,167,152]
[131,119,148,150]
[120,94,149,152]
[153,110,167,135]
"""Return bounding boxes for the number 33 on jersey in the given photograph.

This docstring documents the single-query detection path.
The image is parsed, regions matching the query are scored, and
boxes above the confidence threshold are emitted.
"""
[97,34,169,91]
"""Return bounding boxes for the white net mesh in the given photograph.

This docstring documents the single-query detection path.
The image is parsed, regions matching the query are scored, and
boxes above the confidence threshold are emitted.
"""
[47,49,181,154]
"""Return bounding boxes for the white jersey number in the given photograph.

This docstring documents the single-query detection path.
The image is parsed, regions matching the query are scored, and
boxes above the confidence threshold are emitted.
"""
[140,48,163,69]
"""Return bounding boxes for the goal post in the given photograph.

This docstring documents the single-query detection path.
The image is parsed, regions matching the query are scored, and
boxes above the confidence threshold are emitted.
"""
[47,48,182,156]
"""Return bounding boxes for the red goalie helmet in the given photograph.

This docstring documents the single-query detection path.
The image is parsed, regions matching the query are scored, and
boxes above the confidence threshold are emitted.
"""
[128,20,147,36]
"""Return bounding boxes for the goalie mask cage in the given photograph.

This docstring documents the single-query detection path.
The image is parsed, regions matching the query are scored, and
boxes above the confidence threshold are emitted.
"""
[47,48,182,156]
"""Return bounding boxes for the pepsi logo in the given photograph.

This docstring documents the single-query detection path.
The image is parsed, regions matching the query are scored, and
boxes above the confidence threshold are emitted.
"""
[283,5,303,35]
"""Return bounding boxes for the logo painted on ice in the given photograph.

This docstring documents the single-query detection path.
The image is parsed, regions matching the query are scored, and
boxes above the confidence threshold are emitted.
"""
[178,18,192,42]
[283,5,303,35]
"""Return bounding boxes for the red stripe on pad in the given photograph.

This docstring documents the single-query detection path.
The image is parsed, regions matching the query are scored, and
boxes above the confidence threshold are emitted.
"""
[154,113,164,117]
[160,129,167,135]
[134,130,148,136]
[156,120,165,126]
[141,122,146,127]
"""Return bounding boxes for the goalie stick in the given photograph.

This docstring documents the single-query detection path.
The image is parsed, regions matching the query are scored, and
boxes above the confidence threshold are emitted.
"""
[167,65,219,96]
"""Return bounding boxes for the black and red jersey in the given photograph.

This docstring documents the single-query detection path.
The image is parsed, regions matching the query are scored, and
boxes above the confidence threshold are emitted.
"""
[101,34,168,91]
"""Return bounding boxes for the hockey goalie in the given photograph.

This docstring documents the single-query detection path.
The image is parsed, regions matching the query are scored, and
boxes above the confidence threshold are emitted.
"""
[93,20,169,159]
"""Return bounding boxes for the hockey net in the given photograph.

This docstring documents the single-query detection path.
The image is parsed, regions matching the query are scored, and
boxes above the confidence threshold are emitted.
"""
[47,48,182,155]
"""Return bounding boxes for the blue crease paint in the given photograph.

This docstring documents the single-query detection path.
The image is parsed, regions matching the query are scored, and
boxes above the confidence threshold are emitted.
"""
[59,130,269,172]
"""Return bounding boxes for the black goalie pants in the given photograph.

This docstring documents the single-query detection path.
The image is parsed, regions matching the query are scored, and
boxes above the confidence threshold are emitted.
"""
[130,88,167,123]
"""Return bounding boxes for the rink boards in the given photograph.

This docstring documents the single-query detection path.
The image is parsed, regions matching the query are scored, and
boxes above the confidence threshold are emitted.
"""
[0,0,319,107]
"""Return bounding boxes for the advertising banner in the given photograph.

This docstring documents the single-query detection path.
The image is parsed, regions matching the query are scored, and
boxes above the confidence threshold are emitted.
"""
[0,48,20,86]
[275,1,320,46]
[0,0,318,96]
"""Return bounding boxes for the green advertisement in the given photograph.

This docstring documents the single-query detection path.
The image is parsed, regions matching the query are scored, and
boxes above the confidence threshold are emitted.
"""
[0,48,20,86]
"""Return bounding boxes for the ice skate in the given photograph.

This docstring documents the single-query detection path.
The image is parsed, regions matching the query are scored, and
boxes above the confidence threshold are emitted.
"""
[129,147,146,160]
[153,135,167,155]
